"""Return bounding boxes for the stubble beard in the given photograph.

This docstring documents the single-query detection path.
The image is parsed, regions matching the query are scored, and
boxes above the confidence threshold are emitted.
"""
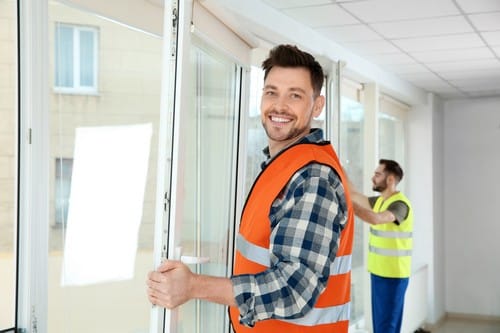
[262,119,310,144]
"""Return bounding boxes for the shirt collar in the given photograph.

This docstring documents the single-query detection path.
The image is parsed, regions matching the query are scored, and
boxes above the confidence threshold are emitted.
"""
[261,128,325,168]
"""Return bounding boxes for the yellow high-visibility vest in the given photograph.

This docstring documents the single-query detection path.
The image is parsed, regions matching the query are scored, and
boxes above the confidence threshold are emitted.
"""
[368,192,413,278]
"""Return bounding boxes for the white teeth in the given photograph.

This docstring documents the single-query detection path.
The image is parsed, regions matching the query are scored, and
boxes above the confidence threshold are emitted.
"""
[271,116,290,123]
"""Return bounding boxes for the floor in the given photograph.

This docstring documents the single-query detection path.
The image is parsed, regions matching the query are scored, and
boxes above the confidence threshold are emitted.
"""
[428,316,500,333]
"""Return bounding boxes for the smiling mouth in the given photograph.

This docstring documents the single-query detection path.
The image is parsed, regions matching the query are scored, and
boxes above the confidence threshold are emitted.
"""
[270,115,291,125]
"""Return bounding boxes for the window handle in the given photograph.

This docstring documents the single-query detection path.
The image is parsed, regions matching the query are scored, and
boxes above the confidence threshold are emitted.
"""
[180,255,210,264]
[174,246,209,264]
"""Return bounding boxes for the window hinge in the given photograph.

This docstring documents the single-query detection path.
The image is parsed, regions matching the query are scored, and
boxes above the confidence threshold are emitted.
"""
[28,128,32,144]
[170,1,178,57]
[164,192,170,211]
[31,305,38,333]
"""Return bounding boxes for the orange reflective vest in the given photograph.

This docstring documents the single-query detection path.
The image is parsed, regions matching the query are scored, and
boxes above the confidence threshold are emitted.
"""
[229,142,354,333]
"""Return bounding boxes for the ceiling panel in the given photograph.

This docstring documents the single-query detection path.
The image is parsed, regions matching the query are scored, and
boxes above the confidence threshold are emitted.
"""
[342,40,400,54]
[410,47,495,63]
[455,0,500,13]
[368,52,415,65]
[468,12,500,31]
[451,78,500,90]
[382,62,429,74]
[393,33,485,52]
[340,0,459,22]
[371,16,474,39]
[439,68,500,81]
[480,31,500,45]
[283,4,359,27]
[426,59,500,72]
[261,0,331,9]
[316,24,382,42]
[493,46,500,57]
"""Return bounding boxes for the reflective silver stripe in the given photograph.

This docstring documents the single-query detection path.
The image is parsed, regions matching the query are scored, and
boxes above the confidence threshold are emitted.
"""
[238,234,352,275]
[369,245,412,257]
[371,229,412,238]
[278,302,350,326]
[331,255,351,275]
[236,234,270,267]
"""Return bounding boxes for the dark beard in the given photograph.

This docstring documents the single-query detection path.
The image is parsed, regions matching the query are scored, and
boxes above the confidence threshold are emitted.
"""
[372,182,386,192]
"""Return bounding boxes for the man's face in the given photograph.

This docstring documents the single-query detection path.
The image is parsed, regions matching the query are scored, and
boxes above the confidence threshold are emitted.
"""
[260,66,324,151]
[372,164,388,192]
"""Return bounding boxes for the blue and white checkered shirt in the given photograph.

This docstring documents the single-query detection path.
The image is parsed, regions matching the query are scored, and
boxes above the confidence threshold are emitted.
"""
[231,128,348,327]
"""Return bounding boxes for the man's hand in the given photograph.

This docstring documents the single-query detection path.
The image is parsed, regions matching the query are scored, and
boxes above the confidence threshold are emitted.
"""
[147,260,194,309]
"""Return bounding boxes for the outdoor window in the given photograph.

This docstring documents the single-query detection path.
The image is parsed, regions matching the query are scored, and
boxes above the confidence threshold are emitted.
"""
[339,78,365,325]
[54,23,98,93]
[378,94,408,189]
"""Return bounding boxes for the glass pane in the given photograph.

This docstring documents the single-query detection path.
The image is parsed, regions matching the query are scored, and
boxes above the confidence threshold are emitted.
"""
[245,66,267,194]
[49,2,162,332]
[54,24,74,87]
[339,96,365,323]
[54,158,73,225]
[378,112,405,163]
[0,0,17,330]
[79,29,95,87]
[174,40,238,333]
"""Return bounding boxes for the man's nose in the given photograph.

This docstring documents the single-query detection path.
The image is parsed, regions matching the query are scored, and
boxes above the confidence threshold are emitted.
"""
[273,96,289,111]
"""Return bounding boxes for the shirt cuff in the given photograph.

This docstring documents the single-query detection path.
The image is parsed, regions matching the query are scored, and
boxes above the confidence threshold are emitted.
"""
[230,274,257,327]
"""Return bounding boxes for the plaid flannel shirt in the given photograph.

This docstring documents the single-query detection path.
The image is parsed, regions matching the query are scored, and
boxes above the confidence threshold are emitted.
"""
[231,128,348,327]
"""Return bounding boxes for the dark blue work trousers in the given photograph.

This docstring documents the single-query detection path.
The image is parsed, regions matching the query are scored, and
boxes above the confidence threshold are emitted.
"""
[371,273,409,333]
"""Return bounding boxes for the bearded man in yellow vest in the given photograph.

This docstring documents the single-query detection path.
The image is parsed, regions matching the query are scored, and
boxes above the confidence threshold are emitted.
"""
[147,44,354,332]
[350,159,413,333]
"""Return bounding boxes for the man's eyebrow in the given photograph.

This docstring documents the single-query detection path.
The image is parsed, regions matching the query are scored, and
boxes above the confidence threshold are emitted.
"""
[263,85,306,94]
[289,87,307,94]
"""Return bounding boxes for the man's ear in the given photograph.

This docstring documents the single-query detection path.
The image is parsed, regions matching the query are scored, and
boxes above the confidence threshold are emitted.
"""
[387,174,396,186]
[313,95,325,117]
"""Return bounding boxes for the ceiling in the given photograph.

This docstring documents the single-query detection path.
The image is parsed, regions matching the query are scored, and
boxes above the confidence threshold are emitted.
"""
[261,0,500,100]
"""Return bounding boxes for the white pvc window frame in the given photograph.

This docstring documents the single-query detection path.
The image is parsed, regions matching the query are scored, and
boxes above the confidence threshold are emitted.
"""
[17,0,50,332]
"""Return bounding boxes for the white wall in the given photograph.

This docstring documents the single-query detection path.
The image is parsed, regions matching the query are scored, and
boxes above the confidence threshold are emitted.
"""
[407,93,446,325]
[444,98,500,317]
[431,95,446,323]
